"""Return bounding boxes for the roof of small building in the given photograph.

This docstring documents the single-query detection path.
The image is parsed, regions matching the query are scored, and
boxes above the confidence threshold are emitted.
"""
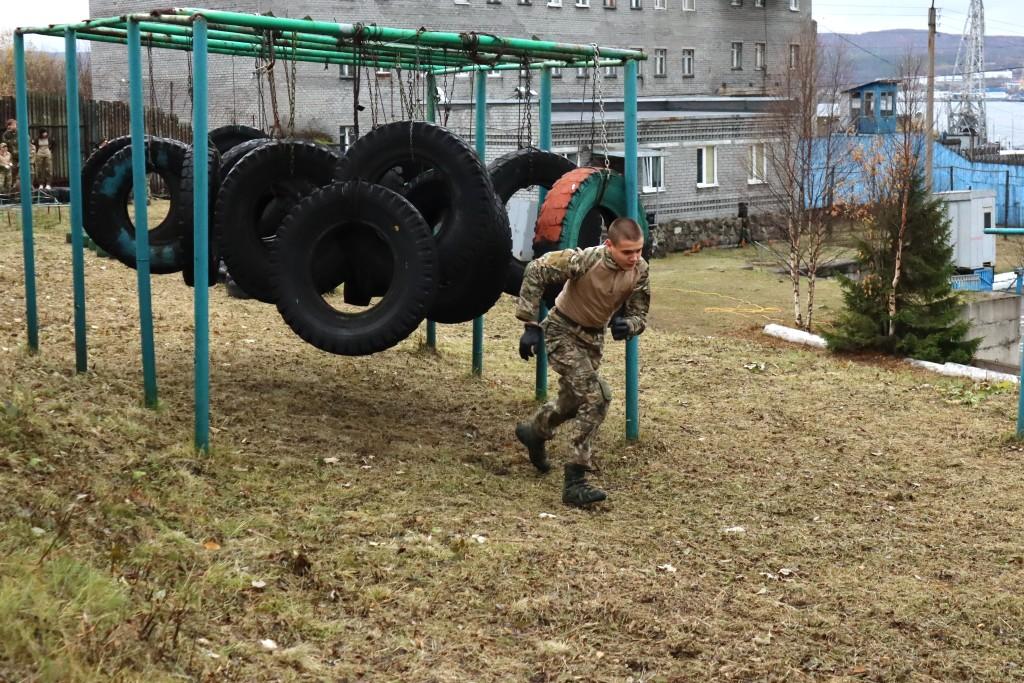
[843,79,901,94]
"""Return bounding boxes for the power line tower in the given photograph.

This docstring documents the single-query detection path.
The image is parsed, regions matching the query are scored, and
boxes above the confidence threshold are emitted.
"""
[948,0,986,144]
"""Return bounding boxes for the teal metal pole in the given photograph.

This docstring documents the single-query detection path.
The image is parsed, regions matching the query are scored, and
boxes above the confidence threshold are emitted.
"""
[65,29,87,372]
[535,67,553,402]
[13,33,38,353]
[623,59,640,442]
[193,18,211,452]
[425,73,438,351]
[128,20,159,408]
[473,71,487,377]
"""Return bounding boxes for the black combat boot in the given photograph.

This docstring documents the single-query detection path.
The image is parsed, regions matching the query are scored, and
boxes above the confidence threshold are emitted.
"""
[562,463,607,507]
[515,422,551,474]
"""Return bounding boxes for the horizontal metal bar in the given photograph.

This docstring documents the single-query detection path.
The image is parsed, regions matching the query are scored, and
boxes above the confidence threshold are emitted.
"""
[435,58,629,75]
[985,228,1024,235]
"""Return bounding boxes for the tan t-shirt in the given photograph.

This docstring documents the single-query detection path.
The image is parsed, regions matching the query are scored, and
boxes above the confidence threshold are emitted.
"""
[554,251,643,329]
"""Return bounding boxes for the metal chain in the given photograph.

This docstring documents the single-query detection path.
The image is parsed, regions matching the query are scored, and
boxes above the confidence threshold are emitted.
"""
[287,32,297,137]
[593,45,610,170]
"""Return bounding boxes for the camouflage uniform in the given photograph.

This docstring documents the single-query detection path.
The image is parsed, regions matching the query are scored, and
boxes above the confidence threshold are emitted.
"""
[516,245,650,469]
[2,126,18,189]
[0,146,11,193]
[35,135,52,188]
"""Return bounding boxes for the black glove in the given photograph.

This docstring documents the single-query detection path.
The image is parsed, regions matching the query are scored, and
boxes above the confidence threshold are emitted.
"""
[519,325,543,360]
[610,316,631,341]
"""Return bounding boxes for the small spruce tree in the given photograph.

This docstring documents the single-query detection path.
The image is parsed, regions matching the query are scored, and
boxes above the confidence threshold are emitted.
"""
[825,171,980,363]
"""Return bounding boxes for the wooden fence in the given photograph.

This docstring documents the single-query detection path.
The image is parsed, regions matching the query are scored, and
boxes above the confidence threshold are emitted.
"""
[0,94,192,186]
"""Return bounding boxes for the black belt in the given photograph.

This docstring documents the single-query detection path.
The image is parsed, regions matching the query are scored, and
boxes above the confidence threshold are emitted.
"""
[551,307,604,335]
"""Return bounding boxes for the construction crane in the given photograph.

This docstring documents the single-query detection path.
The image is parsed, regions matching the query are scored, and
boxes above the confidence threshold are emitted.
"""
[948,0,987,144]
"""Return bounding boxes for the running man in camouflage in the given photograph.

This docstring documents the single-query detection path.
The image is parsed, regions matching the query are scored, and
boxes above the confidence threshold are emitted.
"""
[515,217,650,507]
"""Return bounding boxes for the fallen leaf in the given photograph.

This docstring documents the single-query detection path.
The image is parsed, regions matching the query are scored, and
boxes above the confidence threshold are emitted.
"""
[202,539,221,551]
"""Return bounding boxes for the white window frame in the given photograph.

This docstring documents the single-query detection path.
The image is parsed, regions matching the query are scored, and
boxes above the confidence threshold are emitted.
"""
[630,0,642,8]
[681,48,694,77]
[754,0,764,6]
[454,0,470,4]
[339,63,352,79]
[548,0,562,6]
[655,0,666,8]
[748,143,767,184]
[603,64,618,78]
[641,155,665,193]
[576,0,591,6]
[789,0,799,9]
[604,0,617,6]
[576,66,588,79]
[551,66,563,78]
[631,47,644,79]
[754,42,765,71]
[697,145,718,188]
[730,0,742,6]
[682,0,695,9]
[789,44,800,70]
[340,126,356,153]
[654,48,667,77]
[731,42,743,70]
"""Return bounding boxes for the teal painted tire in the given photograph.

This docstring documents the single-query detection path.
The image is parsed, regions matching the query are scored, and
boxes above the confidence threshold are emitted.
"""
[557,171,649,250]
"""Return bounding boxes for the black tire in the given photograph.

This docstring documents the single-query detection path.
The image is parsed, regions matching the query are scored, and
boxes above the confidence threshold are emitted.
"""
[81,136,133,237]
[334,121,510,324]
[208,124,268,156]
[272,181,438,356]
[216,140,339,303]
[488,147,578,296]
[181,143,222,287]
[218,137,272,181]
[86,137,189,273]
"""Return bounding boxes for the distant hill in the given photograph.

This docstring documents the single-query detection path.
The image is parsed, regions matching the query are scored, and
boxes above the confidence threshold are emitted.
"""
[819,29,1024,84]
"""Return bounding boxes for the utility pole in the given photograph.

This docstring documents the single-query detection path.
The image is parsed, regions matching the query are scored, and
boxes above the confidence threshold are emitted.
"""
[926,0,936,190]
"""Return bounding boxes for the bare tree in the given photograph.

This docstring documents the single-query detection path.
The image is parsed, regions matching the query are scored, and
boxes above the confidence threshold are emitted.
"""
[0,31,83,96]
[757,24,855,331]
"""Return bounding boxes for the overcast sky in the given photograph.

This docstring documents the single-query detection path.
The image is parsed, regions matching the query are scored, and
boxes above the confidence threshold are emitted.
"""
[3,0,1023,39]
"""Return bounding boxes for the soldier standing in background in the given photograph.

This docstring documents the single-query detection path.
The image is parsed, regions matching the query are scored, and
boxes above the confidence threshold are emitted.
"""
[35,129,53,190]
[0,143,12,194]
[2,119,18,189]
[514,217,650,508]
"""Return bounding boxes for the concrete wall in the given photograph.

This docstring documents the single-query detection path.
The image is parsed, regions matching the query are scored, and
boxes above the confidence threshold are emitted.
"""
[960,292,1023,369]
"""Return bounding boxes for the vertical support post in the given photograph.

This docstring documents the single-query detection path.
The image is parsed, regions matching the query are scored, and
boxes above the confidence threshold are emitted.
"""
[193,18,211,452]
[949,166,954,192]
[925,1,936,191]
[65,29,87,372]
[472,71,487,377]
[424,72,437,351]
[623,59,640,442]
[1006,171,1011,227]
[14,32,39,353]
[535,67,553,402]
[128,20,158,408]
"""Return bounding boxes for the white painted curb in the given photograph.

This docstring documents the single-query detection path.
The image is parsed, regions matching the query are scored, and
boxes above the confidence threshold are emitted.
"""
[761,323,1020,384]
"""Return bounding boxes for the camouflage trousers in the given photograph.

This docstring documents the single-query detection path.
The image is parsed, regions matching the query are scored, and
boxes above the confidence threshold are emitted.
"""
[529,312,611,469]
[35,154,52,187]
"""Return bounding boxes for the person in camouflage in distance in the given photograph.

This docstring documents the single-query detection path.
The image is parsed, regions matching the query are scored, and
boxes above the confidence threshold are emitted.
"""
[2,119,18,189]
[515,217,650,507]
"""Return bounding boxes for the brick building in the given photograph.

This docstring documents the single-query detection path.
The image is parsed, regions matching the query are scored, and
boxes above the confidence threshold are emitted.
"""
[87,0,813,228]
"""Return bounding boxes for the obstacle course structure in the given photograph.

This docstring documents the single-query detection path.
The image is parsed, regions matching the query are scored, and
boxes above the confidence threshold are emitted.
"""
[13,8,648,451]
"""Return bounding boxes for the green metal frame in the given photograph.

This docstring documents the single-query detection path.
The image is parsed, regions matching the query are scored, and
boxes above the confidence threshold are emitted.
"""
[15,7,647,451]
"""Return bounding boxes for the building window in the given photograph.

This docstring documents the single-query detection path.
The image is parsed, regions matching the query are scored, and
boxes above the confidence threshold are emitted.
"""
[654,48,667,77]
[788,44,800,70]
[604,0,617,6]
[577,66,588,79]
[655,0,666,8]
[552,66,563,78]
[682,0,695,9]
[789,0,799,9]
[850,91,861,117]
[488,69,503,78]
[487,0,501,4]
[376,68,391,78]
[630,0,641,8]
[632,47,644,78]
[641,155,665,193]
[984,211,993,229]
[519,0,532,3]
[731,0,742,5]
[681,49,694,77]
[604,64,618,78]
[454,0,469,4]
[339,63,353,79]
[731,42,743,70]
[576,0,590,6]
[548,0,562,5]
[697,145,717,187]
[755,42,765,70]
[754,0,764,5]
[881,92,894,116]
[749,143,767,184]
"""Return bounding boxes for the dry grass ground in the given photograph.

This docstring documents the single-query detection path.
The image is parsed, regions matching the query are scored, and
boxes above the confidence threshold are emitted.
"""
[2,210,1024,682]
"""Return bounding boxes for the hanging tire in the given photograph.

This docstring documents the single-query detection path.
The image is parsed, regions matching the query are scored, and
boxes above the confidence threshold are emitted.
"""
[536,167,650,250]
[216,140,339,303]
[181,143,222,287]
[272,181,438,356]
[86,137,189,273]
[334,120,510,324]
[488,147,577,296]
[208,124,268,156]
[81,136,132,219]
[218,137,272,181]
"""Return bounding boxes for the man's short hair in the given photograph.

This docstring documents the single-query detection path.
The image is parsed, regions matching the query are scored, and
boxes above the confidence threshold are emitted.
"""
[608,217,643,244]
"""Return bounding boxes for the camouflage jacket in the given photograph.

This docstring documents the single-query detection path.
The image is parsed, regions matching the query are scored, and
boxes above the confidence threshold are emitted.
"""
[516,245,651,336]
[2,128,17,159]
